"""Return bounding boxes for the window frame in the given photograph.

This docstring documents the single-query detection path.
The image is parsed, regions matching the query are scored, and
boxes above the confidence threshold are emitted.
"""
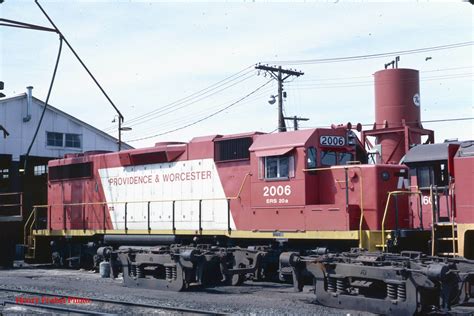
[306,147,317,169]
[320,150,354,166]
[0,168,9,179]
[65,133,82,149]
[33,165,47,176]
[262,155,294,181]
[46,132,64,147]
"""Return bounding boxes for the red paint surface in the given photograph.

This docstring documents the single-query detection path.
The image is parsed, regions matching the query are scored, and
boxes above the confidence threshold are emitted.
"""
[453,154,474,224]
[48,128,411,233]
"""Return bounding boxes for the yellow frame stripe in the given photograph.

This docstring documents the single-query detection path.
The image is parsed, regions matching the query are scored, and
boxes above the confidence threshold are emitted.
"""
[33,229,360,240]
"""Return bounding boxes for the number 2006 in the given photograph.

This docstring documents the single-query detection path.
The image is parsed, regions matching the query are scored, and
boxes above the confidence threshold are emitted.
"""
[263,185,291,197]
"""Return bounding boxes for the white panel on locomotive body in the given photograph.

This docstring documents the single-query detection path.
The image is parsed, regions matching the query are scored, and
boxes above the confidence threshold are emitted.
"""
[99,158,236,231]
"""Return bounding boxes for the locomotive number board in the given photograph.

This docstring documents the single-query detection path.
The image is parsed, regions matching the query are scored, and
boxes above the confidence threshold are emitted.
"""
[319,135,345,146]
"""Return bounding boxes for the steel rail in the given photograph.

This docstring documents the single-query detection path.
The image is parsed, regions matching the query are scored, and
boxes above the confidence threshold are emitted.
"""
[2,300,112,315]
[0,287,228,315]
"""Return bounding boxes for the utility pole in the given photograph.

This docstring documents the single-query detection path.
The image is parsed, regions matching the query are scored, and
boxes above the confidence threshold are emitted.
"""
[255,64,304,132]
[283,115,309,131]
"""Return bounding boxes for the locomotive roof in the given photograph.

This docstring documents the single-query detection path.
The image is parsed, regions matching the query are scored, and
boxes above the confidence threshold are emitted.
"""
[403,142,461,164]
[457,141,474,157]
[249,129,316,152]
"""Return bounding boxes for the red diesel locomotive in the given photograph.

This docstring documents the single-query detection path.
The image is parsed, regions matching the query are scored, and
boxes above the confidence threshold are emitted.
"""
[38,127,405,242]
[21,67,473,314]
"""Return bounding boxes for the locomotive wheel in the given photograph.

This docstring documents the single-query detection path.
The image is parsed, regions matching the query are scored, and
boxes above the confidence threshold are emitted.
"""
[226,263,246,286]
[229,273,245,286]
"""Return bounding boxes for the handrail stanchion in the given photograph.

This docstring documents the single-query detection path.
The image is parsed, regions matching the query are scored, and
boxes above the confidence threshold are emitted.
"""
[48,205,52,231]
[34,206,38,231]
[199,200,202,234]
[381,191,422,252]
[103,204,106,233]
[419,190,424,230]
[227,199,231,234]
[82,204,86,232]
[20,192,23,218]
[172,201,176,232]
[63,205,66,231]
[394,194,399,231]
[450,183,457,256]
[24,207,36,246]
[430,185,435,256]
[124,202,128,233]
[147,201,151,233]
[344,167,349,212]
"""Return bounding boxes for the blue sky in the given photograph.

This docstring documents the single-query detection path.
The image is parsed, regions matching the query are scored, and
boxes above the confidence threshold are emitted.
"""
[1,0,472,148]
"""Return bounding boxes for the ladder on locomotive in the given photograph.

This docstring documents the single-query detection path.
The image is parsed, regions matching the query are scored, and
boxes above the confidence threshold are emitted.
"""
[430,184,458,257]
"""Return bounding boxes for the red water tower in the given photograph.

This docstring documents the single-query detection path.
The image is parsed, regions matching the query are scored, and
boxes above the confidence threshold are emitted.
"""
[362,66,434,164]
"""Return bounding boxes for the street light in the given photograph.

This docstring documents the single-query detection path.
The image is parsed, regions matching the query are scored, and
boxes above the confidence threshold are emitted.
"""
[118,119,132,151]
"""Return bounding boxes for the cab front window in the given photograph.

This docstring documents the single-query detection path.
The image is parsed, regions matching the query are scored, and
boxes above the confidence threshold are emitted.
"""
[320,151,353,166]
[307,147,317,169]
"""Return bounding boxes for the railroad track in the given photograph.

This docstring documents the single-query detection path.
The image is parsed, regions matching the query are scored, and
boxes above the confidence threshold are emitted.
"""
[0,287,227,315]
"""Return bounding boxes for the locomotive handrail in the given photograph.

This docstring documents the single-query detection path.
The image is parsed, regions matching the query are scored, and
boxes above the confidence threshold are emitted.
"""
[0,192,23,217]
[32,173,252,209]
[30,173,251,233]
[33,197,234,232]
[33,196,238,208]
[23,207,36,246]
[302,165,365,248]
[429,183,457,257]
[450,182,456,257]
[228,172,251,200]
[430,185,435,256]
[380,190,422,252]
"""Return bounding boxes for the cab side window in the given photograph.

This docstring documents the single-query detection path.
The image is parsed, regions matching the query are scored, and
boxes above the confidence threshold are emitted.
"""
[307,147,317,169]
[260,155,295,180]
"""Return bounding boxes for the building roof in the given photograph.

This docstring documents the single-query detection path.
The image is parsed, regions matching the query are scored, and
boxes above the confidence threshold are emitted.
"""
[0,93,133,150]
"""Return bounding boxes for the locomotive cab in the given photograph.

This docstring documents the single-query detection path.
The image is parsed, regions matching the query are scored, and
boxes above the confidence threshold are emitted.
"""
[248,127,405,236]
[403,142,460,228]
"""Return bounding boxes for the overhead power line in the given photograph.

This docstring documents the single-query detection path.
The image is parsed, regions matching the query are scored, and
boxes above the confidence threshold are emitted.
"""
[114,64,472,133]
[286,73,473,90]
[300,117,474,130]
[263,41,473,65]
[125,85,274,138]
[126,79,273,143]
[125,72,256,130]
[291,65,474,83]
[104,65,256,132]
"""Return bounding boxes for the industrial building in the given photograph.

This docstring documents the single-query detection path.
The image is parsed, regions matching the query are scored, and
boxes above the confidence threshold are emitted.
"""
[0,86,132,265]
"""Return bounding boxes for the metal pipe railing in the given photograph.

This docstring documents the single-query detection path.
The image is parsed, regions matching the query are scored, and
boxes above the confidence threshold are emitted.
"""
[30,172,252,234]
[381,191,422,252]
[0,192,23,217]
